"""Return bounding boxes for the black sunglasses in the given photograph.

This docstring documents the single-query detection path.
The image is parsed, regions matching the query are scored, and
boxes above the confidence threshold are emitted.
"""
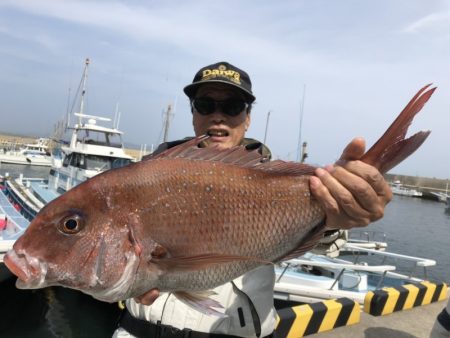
[191,97,249,117]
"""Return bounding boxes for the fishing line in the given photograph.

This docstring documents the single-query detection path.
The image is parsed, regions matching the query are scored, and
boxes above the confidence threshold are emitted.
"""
[159,292,172,323]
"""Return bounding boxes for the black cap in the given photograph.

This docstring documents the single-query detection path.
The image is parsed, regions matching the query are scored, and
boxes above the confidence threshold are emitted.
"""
[183,61,256,103]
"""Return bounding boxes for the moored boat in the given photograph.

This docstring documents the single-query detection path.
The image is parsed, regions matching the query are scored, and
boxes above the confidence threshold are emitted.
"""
[0,138,52,167]
[274,245,439,306]
[0,58,135,265]
[390,180,422,197]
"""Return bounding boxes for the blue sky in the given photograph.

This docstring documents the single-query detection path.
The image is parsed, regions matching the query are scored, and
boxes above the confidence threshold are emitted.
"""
[0,0,449,179]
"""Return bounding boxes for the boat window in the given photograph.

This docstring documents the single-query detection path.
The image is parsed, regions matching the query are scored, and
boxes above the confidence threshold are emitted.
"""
[79,154,85,168]
[63,154,72,167]
[85,155,111,171]
[52,148,63,158]
[70,153,80,167]
[112,158,132,169]
[78,131,123,148]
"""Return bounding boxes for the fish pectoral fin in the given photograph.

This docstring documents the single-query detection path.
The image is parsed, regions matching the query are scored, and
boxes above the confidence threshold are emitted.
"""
[174,290,226,317]
[151,253,271,272]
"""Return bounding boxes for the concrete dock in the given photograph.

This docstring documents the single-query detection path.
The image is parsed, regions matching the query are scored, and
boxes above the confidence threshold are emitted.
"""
[309,299,447,338]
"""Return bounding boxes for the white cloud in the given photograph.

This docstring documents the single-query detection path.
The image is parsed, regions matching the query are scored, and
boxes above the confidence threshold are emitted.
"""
[403,11,450,33]
[1,0,317,71]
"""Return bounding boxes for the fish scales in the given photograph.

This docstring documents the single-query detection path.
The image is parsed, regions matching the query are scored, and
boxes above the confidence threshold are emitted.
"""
[117,158,324,292]
[133,160,319,255]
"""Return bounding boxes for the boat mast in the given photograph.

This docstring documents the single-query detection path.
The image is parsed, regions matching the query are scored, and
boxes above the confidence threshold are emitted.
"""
[70,58,90,149]
[263,111,271,146]
[162,104,172,143]
[78,58,90,124]
[296,84,306,162]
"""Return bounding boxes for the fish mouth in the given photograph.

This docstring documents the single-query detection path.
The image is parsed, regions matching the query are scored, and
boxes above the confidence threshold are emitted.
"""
[4,250,48,289]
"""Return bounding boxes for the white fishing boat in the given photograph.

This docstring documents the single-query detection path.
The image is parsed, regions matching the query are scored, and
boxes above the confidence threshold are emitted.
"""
[273,229,440,308]
[274,245,437,306]
[390,180,422,197]
[0,58,134,235]
[427,182,450,202]
[0,138,52,167]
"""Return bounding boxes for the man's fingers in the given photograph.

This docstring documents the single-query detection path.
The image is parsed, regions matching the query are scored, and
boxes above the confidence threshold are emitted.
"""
[311,137,391,230]
[338,161,393,204]
[339,137,366,162]
[319,167,371,220]
[134,289,160,306]
[328,165,385,218]
[310,174,339,214]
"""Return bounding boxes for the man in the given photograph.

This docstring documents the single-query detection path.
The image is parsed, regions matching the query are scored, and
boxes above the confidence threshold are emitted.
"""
[114,61,391,337]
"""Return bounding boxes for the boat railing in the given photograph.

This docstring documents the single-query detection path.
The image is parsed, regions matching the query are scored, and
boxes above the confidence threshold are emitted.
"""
[283,258,397,273]
[0,187,30,243]
[348,230,387,243]
[278,257,397,290]
[343,244,436,279]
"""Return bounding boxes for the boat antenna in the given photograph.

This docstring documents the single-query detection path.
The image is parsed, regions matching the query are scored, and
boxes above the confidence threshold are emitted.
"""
[114,102,121,129]
[296,84,306,162]
[65,56,75,130]
[162,104,172,143]
[263,110,271,146]
[66,87,72,130]
[78,58,90,125]
[114,63,125,130]
[66,59,86,129]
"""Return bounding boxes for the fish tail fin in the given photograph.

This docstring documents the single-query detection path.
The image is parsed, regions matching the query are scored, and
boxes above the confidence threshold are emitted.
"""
[360,84,436,173]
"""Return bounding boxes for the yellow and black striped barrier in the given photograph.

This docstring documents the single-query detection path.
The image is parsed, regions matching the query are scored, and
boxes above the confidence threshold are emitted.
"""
[275,298,360,337]
[364,281,448,316]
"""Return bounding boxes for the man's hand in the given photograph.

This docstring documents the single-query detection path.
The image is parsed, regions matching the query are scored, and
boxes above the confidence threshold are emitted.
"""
[309,137,392,229]
[134,288,160,306]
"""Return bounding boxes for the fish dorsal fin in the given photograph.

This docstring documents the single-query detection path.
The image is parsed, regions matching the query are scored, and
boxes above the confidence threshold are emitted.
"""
[147,135,263,167]
[254,160,317,176]
[148,135,317,176]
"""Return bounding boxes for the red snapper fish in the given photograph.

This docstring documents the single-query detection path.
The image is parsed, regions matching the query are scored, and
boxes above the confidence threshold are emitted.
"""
[4,85,435,314]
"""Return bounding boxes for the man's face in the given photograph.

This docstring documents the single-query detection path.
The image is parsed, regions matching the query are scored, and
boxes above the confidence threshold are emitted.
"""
[192,83,251,150]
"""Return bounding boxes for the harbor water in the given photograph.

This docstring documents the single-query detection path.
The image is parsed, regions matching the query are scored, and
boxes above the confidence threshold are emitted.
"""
[1,163,450,337]
[362,194,450,284]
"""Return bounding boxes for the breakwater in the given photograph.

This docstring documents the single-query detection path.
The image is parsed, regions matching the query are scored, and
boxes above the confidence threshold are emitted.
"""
[385,173,449,194]
[0,133,38,147]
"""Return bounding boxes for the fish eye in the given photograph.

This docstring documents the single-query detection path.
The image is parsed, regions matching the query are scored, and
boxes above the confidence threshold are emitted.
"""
[65,218,78,231]
[58,212,84,234]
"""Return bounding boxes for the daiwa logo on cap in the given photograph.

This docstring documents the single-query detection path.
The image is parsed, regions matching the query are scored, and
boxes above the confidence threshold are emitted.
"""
[201,64,241,85]
[183,61,256,102]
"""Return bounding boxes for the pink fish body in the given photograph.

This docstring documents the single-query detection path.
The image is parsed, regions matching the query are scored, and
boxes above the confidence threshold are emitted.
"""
[4,85,435,311]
